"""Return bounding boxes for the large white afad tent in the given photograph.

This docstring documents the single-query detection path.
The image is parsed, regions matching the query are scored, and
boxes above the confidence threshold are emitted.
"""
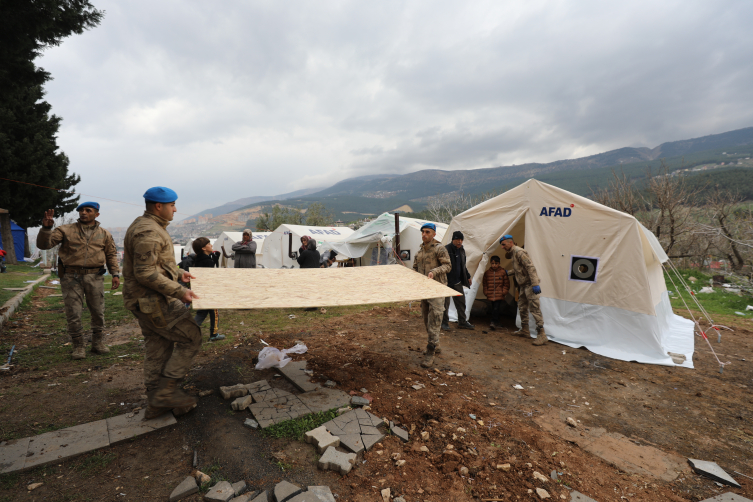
[321,212,448,269]
[261,225,355,269]
[215,231,272,268]
[444,179,694,368]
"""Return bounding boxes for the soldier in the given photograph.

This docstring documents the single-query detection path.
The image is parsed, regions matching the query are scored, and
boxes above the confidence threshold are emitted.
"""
[37,202,120,359]
[412,223,452,368]
[123,187,202,419]
[499,234,548,345]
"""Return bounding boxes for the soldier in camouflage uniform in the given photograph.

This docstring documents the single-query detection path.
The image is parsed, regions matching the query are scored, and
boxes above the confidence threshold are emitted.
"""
[413,223,452,367]
[37,202,120,360]
[123,187,202,419]
[500,235,548,345]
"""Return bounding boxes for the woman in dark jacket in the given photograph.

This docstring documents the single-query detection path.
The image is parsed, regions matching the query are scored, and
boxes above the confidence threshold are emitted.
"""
[296,239,321,269]
[191,237,225,341]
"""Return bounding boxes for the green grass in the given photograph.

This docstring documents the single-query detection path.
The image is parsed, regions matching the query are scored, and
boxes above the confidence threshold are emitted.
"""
[0,261,44,305]
[261,408,340,440]
[665,269,753,320]
[74,452,116,478]
[198,460,227,493]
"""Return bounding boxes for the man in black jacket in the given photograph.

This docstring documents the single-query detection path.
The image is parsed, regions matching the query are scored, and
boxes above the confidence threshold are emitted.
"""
[442,231,475,330]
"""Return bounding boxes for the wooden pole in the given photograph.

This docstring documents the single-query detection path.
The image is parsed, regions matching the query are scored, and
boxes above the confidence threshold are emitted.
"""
[0,209,17,265]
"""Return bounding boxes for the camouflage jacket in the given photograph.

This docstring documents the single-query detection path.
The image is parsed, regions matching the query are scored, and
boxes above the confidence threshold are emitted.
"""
[413,239,452,285]
[507,245,540,287]
[37,221,119,274]
[122,212,186,311]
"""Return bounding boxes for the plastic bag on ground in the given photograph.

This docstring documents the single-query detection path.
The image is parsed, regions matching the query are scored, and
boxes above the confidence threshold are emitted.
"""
[255,343,308,370]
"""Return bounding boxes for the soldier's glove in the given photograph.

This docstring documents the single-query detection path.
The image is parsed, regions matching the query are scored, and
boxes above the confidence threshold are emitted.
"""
[532,285,541,295]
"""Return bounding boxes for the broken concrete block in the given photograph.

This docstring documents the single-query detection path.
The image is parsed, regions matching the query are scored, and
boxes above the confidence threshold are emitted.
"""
[697,493,753,502]
[389,422,409,442]
[688,459,741,488]
[274,480,302,501]
[220,384,248,400]
[205,480,236,502]
[325,380,337,388]
[533,471,549,483]
[232,395,254,411]
[169,476,198,501]
[350,396,369,407]
[244,418,259,429]
[569,492,599,502]
[305,425,340,454]
[286,494,321,502]
[229,493,257,502]
[232,481,247,496]
[250,491,268,502]
[307,486,336,502]
[278,361,321,393]
[244,380,271,394]
[536,487,550,499]
[318,446,357,475]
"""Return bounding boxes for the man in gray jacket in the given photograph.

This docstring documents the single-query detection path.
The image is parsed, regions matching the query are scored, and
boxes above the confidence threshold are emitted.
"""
[232,229,257,268]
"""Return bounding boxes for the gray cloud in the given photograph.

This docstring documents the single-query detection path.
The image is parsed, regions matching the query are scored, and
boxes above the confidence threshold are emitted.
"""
[36,0,753,226]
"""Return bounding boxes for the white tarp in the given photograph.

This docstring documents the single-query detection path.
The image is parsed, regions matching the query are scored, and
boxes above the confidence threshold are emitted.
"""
[320,213,448,269]
[260,224,355,269]
[443,179,694,368]
[215,231,271,268]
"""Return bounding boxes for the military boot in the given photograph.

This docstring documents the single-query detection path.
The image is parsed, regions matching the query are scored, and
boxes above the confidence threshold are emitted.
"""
[172,403,198,417]
[71,337,86,360]
[532,327,548,346]
[420,344,436,368]
[143,389,171,420]
[91,332,110,355]
[513,327,530,338]
[149,377,197,411]
[424,346,442,355]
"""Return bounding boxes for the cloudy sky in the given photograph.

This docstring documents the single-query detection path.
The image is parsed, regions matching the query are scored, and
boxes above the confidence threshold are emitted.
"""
[38,0,753,227]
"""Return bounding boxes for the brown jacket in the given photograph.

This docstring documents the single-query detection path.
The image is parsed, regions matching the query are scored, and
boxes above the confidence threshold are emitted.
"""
[122,212,187,311]
[483,267,510,301]
[37,221,119,274]
[506,245,540,287]
[413,239,451,285]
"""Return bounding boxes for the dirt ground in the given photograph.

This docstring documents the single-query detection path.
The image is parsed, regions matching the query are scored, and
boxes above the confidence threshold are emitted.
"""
[1,284,752,502]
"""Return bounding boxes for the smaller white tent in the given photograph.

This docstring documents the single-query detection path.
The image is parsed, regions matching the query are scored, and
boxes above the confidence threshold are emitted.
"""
[173,244,183,264]
[261,225,355,269]
[320,213,448,269]
[215,231,271,268]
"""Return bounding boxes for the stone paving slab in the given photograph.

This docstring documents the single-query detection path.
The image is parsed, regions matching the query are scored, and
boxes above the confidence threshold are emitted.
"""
[169,476,199,501]
[321,409,385,454]
[25,420,110,469]
[700,494,753,502]
[287,493,320,502]
[274,480,301,501]
[251,386,295,403]
[304,426,340,454]
[0,437,30,474]
[248,394,310,428]
[318,446,357,474]
[206,480,236,501]
[250,491,268,502]
[570,491,598,502]
[106,408,176,444]
[297,388,351,414]
[689,459,741,488]
[278,361,321,393]
[308,486,336,502]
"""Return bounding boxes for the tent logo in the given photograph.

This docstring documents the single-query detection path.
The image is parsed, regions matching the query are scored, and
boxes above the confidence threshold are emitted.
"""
[570,256,599,283]
[539,206,572,217]
[309,229,341,235]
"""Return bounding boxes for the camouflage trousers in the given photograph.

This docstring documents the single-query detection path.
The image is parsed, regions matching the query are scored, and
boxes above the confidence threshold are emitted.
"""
[131,297,202,392]
[519,283,544,331]
[61,273,105,342]
[421,297,445,348]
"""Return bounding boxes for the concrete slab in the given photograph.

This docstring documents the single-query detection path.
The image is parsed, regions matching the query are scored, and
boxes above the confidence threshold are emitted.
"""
[0,437,30,474]
[321,409,385,453]
[389,422,409,442]
[232,395,254,411]
[304,426,340,454]
[688,459,741,488]
[220,384,248,400]
[106,408,176,444]
[287,493,320,502]
[248,393,310,428]
[25,420,110,469]
[308,486,335,502]
[318,446,357,475]
[570,492,598,502]
[250,491,268,502]
[278,361,321,393]
[251,387,295,403]
[206,480,236,501]
[230,493,256,502]
[169,476,198,501]
[700,494,753,502]
[274,480,301,501]
[245,380,271,394]
[232,480,248,496]
[298,388,351,414]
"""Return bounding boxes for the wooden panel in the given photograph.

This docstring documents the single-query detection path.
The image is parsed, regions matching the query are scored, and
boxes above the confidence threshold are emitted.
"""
[190,265,460,309]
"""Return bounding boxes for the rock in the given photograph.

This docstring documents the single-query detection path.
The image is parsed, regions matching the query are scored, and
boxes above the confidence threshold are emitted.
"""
[220,384,248,400]
[497,463,511,471]
[318,446,357,475]
[421,431,430,440]
[206,481,236,502]
[350,396,369,407]
[420,446,429,452]
[232,395,254,411]
[27,482,43,491]
[230,492,258,502]
[198,389,214,397]
[389,421,409,442]
[244,418,259,429]
[336,407,350,415]
[274,480,302,502]
[533,471,549,483]
[286,494,320,502]
[536,487,550,499]
[381,488,390,502]
[232,481,247,496]
[550,470,558,481]
[169,476,198,501]
[250,491,268,502]
[305,425,340,454]
[394,498,406,502]
[566,417,578,428]
[459,466,469,476]
[194,470,211,484]
[360,388,368,393]
[307,486,336,502]
[325,380,337,388]
[362,393,373,403]
[395,459,406,467]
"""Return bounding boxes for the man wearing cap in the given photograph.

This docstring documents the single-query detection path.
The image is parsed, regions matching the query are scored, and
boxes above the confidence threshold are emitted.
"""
[413,222,452,368]
[37,202,120,359]
[499,235,548,346]
[123,187,202,418]
[442,231,475,331]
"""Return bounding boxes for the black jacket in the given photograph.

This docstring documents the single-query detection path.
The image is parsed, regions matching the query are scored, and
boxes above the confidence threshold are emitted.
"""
[445,243,470,287]
[194,252,216,269]
[297,249,321,269]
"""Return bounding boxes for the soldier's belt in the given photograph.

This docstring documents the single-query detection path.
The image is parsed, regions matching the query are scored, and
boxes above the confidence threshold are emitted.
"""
[66,267,103,275]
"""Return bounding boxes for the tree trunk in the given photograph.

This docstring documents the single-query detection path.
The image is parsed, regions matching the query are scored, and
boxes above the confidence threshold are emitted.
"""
[0,212,18,265]
[24,232,31,258]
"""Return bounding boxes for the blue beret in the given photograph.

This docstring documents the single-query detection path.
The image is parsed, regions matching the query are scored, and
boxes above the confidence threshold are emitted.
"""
[499,234,514,244]
[420,222,436,231]
[143,186,178,203]
[76,201,100,211]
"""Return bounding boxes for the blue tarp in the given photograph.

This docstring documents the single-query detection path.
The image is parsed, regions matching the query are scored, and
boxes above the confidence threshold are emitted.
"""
[0,220,27,262]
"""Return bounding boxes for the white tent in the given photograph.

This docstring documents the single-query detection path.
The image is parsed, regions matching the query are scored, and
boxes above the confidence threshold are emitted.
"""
[215,231,272,268]
[444,179,694,368]
[261,224,355,269]
[173,244,183,264]
[185,237,219,256]
[320,212,448,269]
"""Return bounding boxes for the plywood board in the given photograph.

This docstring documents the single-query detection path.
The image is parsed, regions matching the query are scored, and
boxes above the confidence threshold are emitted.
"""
[190,265,460,309]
